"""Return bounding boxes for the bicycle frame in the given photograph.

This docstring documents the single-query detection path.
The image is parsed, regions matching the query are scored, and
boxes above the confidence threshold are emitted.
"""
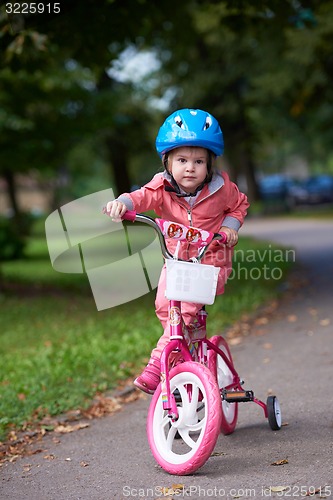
[103,208,281,475]
[110,210,269,420]
[160,301,231,419]
[159,305,268,420]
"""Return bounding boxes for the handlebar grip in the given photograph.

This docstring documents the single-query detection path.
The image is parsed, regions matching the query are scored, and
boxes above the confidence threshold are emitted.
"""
[121,210,137,222]
[218,231,228,244]
[102,206,137,222]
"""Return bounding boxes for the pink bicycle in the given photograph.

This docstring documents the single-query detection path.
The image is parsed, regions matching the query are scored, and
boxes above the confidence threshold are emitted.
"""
[118,211,282,475]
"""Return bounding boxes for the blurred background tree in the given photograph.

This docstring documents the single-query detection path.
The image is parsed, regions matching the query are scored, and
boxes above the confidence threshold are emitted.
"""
[0,0,333,263]
[146,0,333,198]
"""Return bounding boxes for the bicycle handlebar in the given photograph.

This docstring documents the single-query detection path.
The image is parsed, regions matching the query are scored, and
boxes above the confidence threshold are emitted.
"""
[121,210,137,222]
[118,210,227,262]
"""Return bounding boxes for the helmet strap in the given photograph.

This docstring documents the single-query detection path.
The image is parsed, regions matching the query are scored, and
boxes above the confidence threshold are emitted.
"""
[164,174,211,198]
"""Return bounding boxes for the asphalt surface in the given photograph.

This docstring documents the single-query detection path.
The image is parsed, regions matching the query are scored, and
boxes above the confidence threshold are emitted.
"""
[1,216,333,500]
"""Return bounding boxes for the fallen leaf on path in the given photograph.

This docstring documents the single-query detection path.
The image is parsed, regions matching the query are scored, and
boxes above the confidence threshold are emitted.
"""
[255,317,269,325]
[271,458,288,466]
[228,337,242,346]
[0,432,44,466]
[263,342,273,349]
[159,484,185,496]
[287,314,298,322]
[0,380,143,466]
[8,431,18,441]
[319,318,330,326]
[226,321,250,339]
[270,486,289,493]
[172,484,184,491]
[80,461,89,467]
[26,448,44,456]
[43,454,55,460]
[254,329,268,336]
[81,395,122,419]
[304,487,326,497]
[54,423,89,434]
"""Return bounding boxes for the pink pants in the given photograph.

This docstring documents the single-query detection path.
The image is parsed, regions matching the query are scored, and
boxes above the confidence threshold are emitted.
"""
[150,264,228,360]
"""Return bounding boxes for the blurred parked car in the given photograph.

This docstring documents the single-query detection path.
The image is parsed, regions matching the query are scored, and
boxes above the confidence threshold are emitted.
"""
[287,175,333,206]
[258,174,295,201]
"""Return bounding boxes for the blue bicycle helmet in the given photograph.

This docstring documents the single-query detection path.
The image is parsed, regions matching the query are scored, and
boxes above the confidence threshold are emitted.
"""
[155,108,224,158]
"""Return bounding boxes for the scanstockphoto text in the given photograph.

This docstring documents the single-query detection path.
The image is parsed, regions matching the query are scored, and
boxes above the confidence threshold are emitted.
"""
[122,484,331,498]
[122,485,258,498]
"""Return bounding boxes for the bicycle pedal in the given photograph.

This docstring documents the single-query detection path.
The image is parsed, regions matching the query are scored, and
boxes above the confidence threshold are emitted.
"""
[222,389,254,403]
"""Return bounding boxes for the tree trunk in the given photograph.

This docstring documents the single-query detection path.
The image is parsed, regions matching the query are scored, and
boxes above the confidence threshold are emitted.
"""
[106,137,132,195]
[235,103,260,202]
[243,154,260,202]
[3,169,20,216]
[2,169,32,236]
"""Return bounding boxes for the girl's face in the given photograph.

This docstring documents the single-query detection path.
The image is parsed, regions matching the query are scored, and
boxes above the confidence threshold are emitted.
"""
[167,146,208,193]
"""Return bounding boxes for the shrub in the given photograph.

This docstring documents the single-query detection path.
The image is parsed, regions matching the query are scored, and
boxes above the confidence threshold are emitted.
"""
[0,214,33,261]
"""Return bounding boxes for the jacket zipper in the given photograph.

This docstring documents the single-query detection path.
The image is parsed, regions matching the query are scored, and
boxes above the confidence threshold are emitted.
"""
[175,202,193,259]
[186,208,193,226]
[186,208,192,259]
[169,175,224,258]
[174,198,193,225]
[176,180,222,227]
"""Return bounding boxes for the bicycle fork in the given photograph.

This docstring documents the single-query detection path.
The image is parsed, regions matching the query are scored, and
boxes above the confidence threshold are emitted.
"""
[160,301,193,420]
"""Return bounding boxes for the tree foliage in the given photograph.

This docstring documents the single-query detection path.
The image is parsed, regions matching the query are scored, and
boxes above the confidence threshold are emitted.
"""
[0,0,333,218]
[143,0,333,195]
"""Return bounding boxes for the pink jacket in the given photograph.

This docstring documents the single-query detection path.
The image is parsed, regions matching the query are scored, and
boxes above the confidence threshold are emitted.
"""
[117,171,249,268]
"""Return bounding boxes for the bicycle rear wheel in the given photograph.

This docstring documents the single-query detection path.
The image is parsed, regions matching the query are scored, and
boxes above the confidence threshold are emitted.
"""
[147,362,222,475]
[208,335,238,435]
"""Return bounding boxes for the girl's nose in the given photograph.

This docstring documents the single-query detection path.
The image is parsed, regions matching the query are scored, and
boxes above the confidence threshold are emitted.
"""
[186,162,195,171]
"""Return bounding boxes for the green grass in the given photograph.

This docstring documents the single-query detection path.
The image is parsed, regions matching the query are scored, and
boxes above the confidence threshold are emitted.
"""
[286,205,333,219]
[248,201,333,219]
[0,220,293,440]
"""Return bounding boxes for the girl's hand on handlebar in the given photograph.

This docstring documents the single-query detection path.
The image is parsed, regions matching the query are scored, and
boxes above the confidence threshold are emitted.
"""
[105,200,127,222]
[220,226,238,247]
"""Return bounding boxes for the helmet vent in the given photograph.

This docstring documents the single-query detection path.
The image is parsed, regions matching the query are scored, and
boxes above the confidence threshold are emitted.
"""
[174,116,184,128]
[204,116,212,130]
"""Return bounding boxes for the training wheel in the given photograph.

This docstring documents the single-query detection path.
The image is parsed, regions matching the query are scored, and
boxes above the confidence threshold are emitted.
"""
[267,395,282,430]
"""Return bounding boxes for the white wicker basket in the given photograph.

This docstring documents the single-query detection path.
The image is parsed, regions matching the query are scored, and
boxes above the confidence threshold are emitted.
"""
[165,259,220,305]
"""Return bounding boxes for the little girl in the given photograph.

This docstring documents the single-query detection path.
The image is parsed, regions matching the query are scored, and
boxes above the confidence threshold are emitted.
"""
[106,108,249,394]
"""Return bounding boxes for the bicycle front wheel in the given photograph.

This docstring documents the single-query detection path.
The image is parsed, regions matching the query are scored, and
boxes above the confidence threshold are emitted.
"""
[147,362,222,475]
[208,335,238,435]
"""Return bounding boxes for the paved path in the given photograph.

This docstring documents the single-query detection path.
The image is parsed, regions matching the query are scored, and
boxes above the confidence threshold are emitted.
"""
[1,217,333,499]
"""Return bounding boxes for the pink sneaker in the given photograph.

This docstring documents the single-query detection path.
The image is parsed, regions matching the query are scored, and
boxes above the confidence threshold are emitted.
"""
[134,358,161,395]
